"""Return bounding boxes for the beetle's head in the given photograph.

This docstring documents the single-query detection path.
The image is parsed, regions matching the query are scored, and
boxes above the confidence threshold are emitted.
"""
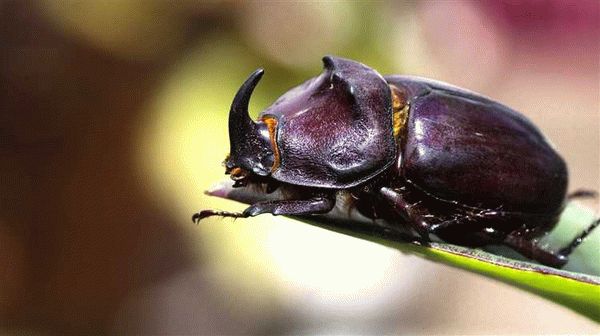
[224,69,278,187]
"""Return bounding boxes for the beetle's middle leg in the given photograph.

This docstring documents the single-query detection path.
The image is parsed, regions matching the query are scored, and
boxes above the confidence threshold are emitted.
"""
[379,187,434,241]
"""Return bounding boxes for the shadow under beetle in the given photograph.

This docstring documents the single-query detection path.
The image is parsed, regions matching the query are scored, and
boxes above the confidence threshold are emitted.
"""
[194,56,598,268]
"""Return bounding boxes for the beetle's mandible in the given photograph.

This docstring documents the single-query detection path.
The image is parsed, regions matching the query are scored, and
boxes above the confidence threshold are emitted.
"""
[193,56,598,268]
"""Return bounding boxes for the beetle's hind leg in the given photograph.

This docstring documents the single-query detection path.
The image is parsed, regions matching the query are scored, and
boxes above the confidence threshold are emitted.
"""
[556,217,599,261]
[567,189,598,200]
[500,217,599,268]
[502,231,569,268]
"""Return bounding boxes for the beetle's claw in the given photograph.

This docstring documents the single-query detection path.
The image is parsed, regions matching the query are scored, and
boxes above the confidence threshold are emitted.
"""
[191,211,209,223]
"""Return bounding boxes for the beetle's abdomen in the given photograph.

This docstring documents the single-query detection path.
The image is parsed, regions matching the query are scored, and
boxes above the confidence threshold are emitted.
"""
[388,76,567,214]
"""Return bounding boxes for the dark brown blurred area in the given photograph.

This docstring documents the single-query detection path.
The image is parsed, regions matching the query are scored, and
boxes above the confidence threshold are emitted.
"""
[0,2,248,334]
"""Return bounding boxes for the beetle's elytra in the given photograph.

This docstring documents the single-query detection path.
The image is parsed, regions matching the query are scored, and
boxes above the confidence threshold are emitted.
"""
[194,56,598,268]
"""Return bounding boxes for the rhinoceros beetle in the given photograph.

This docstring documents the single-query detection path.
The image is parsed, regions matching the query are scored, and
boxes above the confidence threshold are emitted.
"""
[193,56,598,268]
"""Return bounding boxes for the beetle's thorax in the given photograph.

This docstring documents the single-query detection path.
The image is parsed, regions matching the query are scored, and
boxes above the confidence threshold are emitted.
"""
[261,56,399,189]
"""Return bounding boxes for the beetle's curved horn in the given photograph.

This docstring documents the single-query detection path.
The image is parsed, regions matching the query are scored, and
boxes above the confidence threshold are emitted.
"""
[229,69,264,141]
[226,69,274,176]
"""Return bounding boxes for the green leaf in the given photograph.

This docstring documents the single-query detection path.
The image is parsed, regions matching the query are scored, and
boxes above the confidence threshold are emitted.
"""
[207,182,600,322]
[295,218,600,322]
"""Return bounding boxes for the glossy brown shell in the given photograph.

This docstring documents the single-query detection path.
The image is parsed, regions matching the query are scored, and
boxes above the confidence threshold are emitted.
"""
[262,57,397,188]
[386,75,568,214]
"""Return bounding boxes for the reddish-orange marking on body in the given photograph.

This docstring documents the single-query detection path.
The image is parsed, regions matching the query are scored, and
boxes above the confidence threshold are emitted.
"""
[262,116,281,172]
[390,85,409,139]
[229,167,247,180]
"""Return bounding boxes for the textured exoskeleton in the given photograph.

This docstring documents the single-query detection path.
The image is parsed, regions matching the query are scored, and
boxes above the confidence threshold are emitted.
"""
[194,56,598,268]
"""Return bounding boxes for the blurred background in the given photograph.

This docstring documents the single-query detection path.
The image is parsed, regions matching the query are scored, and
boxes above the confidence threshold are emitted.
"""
[1,0,599,334]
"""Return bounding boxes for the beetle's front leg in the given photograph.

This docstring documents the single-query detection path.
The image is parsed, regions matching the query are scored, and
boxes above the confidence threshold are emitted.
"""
[193,195,335,223]
[243,196,335,217]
